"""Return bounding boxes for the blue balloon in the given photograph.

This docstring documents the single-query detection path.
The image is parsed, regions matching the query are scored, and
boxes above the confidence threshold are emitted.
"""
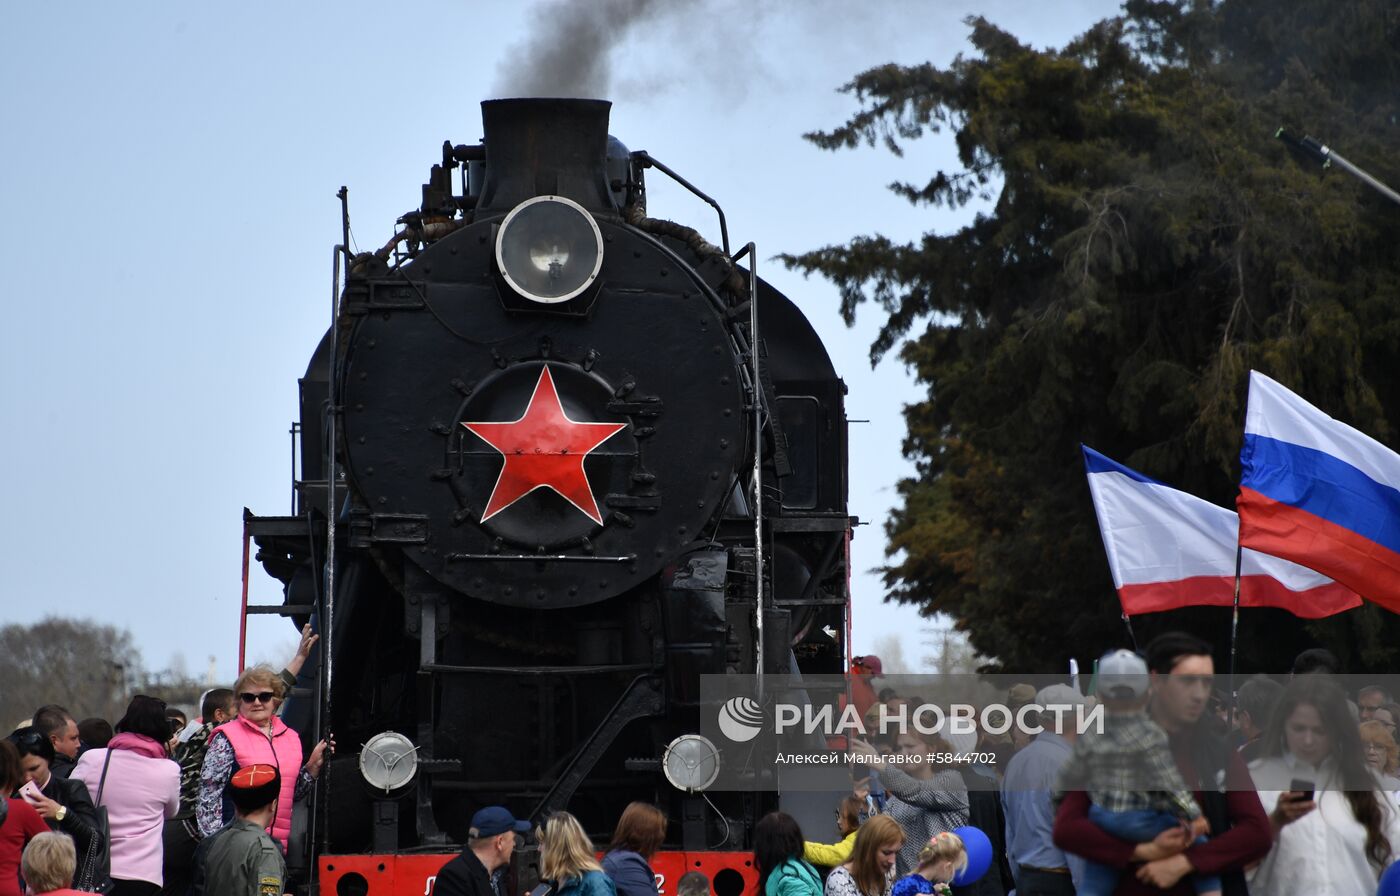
[950,825,993,886]
[1378,859,1400,896]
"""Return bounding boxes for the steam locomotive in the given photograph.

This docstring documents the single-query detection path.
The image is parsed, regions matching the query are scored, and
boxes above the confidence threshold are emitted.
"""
[243,98,853,896]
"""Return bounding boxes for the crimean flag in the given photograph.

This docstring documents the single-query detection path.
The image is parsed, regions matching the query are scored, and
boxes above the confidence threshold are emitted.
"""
[1084,445,1359,617]
[1238,370,1400,609]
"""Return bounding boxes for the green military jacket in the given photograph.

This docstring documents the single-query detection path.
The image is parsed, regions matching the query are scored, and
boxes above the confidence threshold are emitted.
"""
[191,818,287,896]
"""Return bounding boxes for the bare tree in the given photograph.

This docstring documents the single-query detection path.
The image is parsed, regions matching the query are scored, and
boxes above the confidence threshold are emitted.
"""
[869,634,911,674]
[0,617,146,725]
[920,620,984,675]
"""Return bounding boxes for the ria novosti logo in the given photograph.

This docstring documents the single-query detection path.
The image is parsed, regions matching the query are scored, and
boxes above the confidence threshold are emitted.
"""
[715,695,1106,743]
[717,696,764,742]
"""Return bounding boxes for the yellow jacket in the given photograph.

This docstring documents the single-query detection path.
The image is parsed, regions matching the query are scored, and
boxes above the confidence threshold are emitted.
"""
[803,831,857,867]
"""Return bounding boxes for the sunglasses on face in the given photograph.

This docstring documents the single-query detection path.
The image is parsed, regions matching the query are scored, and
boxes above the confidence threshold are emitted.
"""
[239,691,276,705]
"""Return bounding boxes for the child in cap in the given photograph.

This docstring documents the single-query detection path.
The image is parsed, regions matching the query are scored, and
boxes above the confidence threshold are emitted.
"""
[1053,650,1220,896]
[890,832,966,896]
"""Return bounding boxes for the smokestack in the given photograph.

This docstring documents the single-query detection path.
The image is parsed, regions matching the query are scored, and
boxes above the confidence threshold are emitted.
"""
[475,98,616,216]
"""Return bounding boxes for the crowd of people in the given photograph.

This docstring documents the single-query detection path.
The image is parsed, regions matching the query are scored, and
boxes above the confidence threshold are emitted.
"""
[6,627,1400,896]
[813,633,1400,895]
[1,627,326,896]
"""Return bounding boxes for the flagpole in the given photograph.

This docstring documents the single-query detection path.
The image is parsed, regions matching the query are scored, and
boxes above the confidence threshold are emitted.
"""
[1121,612,1139,653]
[1227,541,1243,731]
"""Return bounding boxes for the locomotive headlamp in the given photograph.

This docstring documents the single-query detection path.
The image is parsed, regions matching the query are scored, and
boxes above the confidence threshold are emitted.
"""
[495,195,604,304]
[359,731,419,794]
[661,734,721,793]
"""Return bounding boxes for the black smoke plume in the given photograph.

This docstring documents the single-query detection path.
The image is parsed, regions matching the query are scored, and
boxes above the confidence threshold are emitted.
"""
[493,0,693,99]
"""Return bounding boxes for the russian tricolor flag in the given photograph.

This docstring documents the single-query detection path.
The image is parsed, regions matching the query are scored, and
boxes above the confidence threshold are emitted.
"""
[1238,370,1400,608]
[1084,446,1359,617]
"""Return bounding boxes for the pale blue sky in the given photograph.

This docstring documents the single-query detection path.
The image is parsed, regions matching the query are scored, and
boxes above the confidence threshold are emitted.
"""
[1,0,1121,681]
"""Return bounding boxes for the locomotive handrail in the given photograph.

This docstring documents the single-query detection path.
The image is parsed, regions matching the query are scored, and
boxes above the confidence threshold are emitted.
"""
[630,151,730,256]
[238,519,251,673]
[744,241,766,701]
[314,202,347,870]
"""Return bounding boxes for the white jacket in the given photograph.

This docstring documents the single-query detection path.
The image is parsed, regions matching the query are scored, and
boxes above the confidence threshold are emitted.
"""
[1247,753,1400,896]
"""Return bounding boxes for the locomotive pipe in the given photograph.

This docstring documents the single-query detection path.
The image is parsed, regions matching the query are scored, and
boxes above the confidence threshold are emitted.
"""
[475,98,616,215]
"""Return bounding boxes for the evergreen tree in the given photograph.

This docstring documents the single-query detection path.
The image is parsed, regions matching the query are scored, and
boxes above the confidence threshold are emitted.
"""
[784,0,1400,672]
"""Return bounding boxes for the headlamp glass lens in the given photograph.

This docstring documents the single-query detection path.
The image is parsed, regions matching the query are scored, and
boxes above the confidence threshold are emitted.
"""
[496,196,603,304]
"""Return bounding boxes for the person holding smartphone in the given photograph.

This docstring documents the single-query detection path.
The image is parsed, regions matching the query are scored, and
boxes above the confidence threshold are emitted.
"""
[1246,675,1400,894]
[6,728,99,874]
[0,741,50,896]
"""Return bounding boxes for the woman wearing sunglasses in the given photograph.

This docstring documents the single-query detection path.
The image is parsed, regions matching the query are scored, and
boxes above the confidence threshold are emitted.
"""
[70,695,180,896]
[194,665,331,851]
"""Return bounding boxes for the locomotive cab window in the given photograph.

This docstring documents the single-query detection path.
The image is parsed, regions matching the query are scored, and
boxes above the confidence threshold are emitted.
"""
[777,396,821,510]
[495,195,604,303]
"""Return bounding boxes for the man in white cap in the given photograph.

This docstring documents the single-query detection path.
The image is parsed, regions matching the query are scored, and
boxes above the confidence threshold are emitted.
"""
[1000,683,1086,895]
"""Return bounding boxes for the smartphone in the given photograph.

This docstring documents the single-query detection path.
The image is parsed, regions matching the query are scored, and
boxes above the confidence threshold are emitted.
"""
[1288,778,1315,802]
[19,780,43,803]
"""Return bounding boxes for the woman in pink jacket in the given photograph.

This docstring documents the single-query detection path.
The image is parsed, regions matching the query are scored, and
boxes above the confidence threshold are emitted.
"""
[71,696,179,896]
[195,664,330,851]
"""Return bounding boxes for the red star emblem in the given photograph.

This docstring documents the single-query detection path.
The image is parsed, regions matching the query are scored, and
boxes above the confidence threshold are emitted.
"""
[463,366,627,525]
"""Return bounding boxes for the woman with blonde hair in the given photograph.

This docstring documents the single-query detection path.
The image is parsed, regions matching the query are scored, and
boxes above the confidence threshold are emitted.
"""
[1360,720,1400,796]
[195,664,332,851]
[21,831,83,896]
[538,811,617,896]
[890,832,966,896]
[603,802,667,896]
[823,815,904,896]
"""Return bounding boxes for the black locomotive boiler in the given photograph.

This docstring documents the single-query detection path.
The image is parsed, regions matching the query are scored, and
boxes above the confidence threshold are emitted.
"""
[243,98,853,889]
